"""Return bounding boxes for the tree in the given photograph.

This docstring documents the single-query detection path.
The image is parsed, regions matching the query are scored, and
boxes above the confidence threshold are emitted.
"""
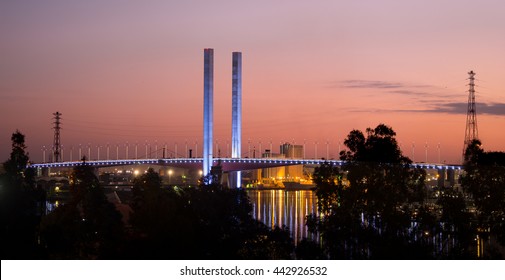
[127,168,194,259]
[1,130,44,259]
[463,140,505,219]
[436,188,473,258]
[339,124,425,226]
[311,162,343,215]
[462,140,505,254]
[40,161,124,259]
[308,124,431,259]
[127,168,294,259]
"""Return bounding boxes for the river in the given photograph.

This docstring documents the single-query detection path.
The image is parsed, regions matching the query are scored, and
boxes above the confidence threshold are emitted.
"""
[246,189,319,243]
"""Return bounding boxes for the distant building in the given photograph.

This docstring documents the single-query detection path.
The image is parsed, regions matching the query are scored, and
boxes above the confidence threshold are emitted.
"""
[261,149,286,180]
[280,143,303,159]
[279,143,304,179]
[254,143,305,183]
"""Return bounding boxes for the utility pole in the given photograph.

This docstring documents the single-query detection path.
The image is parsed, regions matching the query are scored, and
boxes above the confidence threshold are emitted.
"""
[463,70,479,160]
[52,112,62,162]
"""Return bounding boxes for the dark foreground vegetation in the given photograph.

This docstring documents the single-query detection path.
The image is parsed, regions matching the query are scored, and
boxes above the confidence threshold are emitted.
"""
[1,125,504,259]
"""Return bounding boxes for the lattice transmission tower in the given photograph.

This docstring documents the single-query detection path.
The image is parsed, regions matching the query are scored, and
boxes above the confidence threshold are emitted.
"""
[463,71,478,159]
[53,111,62,162]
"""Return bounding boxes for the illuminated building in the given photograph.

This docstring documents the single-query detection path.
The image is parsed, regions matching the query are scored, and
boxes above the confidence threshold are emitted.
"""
[280,143,304,179]
[258,144,305,183]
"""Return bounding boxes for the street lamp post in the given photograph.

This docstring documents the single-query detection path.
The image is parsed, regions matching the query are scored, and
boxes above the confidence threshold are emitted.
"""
[88,143,91,160]
[42,146,46,163]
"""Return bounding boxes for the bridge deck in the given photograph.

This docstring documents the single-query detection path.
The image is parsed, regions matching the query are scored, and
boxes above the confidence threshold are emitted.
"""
[29,158,462,172]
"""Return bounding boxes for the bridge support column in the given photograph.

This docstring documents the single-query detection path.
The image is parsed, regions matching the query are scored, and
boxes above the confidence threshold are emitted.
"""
[230,52,242,188]
[203,48,214,177]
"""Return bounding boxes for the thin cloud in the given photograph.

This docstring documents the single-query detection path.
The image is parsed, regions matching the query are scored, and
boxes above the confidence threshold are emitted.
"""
[339,80,405,89]
[333,79,504,117]
[388,90,433,97]
[346,102,505,116]
[431,102,505,116]
[335,80,455,98]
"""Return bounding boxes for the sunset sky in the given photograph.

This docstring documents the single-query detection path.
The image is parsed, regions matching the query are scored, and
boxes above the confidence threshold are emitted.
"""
[1,0,504,164]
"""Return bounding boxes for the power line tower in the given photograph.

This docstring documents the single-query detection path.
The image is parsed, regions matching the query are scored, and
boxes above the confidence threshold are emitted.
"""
[53,112,62,162]
[463,70,478,159]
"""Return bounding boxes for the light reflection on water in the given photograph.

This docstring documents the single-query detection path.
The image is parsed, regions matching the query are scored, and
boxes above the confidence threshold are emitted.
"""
[247,190,318,243]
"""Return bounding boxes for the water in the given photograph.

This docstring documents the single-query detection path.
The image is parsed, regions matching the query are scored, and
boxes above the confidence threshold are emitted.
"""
[247,189,318,243]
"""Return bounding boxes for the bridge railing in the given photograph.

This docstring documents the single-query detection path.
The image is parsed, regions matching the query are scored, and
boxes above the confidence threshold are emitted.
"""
[29,158,462,170]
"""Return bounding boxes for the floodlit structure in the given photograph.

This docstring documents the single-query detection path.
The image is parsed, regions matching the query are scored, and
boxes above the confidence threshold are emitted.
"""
[230,52,242,188]
[203,48,214,177]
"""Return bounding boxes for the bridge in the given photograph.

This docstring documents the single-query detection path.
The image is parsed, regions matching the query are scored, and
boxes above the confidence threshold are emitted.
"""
[37,51,473,188]
[30,157,462,172]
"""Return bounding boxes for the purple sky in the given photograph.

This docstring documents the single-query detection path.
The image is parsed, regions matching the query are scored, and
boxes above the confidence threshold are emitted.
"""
[1,0,504,164]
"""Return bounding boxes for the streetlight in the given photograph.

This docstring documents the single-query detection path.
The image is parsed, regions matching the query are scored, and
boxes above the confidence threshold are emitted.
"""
[248,138,251,157]
[326,139,329,159]
[303,139,306,159]
[258,139,262,158]
[412,142,415,162]
[135,142,138,159]
[215,138,219,157]
[195,141,198,158]
[42,146,46,163]
[155,140,158,158]
[145,140,148,159]
[437,143,441,163]
[126,142,129,159]
[425,141,428,163]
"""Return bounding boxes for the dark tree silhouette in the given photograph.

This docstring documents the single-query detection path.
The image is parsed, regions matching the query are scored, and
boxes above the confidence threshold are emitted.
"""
[311,162,343,215]
[436,188,474,258]
[1,130,45,259]
[308,124,432,259]
[462,140,505,255]
[40,161,124,259]
[127,168,294,259]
